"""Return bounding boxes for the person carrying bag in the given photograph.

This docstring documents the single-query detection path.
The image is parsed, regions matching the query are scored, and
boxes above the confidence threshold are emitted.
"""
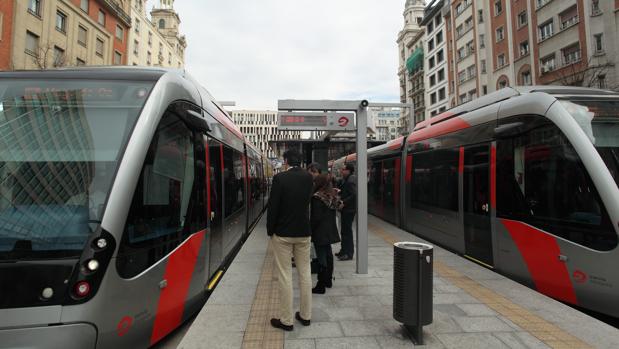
[310,174,343,294]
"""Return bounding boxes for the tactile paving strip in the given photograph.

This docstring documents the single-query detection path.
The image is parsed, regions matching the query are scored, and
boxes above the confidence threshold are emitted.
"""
[368,222,592,349]
[242,241,284,349]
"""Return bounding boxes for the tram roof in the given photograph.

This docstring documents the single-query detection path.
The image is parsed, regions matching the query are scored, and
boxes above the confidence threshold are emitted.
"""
[0,66,175,81]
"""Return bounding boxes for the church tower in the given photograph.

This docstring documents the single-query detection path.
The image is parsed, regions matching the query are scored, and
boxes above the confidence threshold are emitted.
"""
[150,0,187,61]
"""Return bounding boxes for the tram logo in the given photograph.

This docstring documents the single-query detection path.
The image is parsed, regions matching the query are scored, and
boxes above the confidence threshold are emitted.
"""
[338,116,349,127]
[573,270,588,284]
[117,316,133,337]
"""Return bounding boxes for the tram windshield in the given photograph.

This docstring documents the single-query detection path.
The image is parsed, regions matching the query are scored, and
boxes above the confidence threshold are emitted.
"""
[561,99,619,189]
[0,79,154,261]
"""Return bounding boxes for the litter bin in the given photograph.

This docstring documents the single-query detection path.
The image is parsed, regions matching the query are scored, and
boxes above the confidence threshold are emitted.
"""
[393,242,433,344]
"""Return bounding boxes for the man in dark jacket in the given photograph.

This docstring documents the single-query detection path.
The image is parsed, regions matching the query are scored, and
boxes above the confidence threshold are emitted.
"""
[336,163,356,261]
[267,149,314,331]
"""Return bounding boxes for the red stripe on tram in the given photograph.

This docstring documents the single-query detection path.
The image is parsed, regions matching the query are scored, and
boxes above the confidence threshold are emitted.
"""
[394,158,401,208]
[459,147,464,174]
[405,154,412,183]
[500,219,578,304]
[205,140,211,218]
[490,145,496,208]
[150,230,206,345]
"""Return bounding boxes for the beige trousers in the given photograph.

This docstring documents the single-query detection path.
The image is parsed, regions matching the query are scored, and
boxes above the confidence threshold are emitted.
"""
[271,235,312,326]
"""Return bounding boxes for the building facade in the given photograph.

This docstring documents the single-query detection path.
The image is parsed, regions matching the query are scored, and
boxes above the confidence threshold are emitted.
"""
[126,0,185,67]
[439,0,619,110]
[397,0,426,133]
[230,110,302,159]
[0,0,131,70]
[423,0,450,117]
[370,107,401,141]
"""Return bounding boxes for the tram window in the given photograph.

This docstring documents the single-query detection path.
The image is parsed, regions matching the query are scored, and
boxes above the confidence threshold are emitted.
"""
[208,140,223,229]
[411,148,459,211]
[117,107,203,278]
[223,147,245,217]
[497,124,617,251]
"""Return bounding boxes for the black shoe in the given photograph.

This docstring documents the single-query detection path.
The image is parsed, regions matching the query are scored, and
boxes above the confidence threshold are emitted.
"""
[325,279,333,288]
[337,254,353,261]
[295,312,311,326]
[270,318,293,331]
[312,285,326,294]
[335,251,343,257]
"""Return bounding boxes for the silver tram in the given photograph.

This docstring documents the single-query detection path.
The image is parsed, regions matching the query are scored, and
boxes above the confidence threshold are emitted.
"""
[0,67,271,348]
[336,86,619,318]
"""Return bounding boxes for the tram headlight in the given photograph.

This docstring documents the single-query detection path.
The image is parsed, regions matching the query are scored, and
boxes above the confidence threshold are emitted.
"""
[86,259,99,272]
[74,281,91,298]
[95,238,107,250]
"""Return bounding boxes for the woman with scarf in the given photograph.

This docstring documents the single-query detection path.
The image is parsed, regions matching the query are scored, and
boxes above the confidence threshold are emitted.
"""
[310,174,343,294]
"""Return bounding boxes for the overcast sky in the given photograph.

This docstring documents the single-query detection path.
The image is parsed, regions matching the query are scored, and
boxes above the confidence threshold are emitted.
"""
[171,0,406,110]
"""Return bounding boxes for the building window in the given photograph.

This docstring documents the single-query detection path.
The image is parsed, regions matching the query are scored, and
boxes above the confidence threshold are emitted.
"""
[482,85,488,95]
[560,6,578,30]
[481,59,486,73]
[147,51,151,65]
[25,31,39,56]
[478,9,483,23]
[116,25,124,41]
[159,43,163,55]
[458,47,466,61]
[591,0,601,15]
[518,11,527,27]
[133,40,139,55]
[80,0,89,13]
[430,92,437,104]
[436,49,444,63]
[536,0,551,8]
[114,51,122,65]
[98,10,105,26]
[467,64,476,79]
[168,52,172,65]
[496,27,504,42]
[96,37,104,57]
[159,19,165,29]
[55,11,67,33]
[436,30,443,44]
[435,15,442,26]
[498,78,508,89]
[53,46,65,66]
[428,38,434,51]
[148,31,152,46]
[538,20,554,41]
[429,56,435,69]
[594,33,603,53]
[459,93,467,104]
[540,54,556,73]
[438,68,445,81]
[430,75,436,87]
[598,74,606,89]
[479,34,485,48]
[497,54,506,68]
[428,21,434,34]
[494,0,502,16]
[28,0,41,17]
[522,70,532,85]
[438,87,446,101]
[519,41,529,56]
[562,43,581,66]
[78,25,87,47]
[458,70,466,84]
[76,57,86,66]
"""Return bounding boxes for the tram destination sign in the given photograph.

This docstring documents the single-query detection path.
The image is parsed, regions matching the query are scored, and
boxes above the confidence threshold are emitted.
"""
[277,111,356,131]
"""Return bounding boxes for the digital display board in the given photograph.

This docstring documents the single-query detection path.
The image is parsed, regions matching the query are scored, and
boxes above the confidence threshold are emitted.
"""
[277,112,355,131]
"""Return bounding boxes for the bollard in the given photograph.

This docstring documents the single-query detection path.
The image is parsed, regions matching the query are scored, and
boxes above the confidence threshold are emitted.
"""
[393,242,433,344]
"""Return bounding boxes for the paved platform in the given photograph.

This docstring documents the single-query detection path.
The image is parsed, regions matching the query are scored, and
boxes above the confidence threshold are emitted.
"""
[175,216,619,349]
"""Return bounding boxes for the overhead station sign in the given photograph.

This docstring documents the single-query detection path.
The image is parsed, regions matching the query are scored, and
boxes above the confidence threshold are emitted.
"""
[277,111,356,131]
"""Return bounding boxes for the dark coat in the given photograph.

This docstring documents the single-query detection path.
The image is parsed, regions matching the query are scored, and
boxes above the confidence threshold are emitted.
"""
[267,167,314,237]
[310,196,341,246]
[339,174,356,213]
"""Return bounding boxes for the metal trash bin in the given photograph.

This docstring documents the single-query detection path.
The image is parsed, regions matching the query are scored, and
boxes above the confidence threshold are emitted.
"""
[393,242,433,344]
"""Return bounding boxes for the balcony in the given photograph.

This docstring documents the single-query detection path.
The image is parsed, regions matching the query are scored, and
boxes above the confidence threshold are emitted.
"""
[536,0,553,10]
[560,16,579,30]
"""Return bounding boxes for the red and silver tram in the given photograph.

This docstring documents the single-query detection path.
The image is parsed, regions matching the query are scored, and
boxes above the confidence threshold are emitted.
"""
[337,86,619,317]
[0,67,272,348]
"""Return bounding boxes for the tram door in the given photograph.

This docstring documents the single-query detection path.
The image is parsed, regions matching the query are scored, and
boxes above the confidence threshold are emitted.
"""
[463,144,493,267]
[207,139,224,276]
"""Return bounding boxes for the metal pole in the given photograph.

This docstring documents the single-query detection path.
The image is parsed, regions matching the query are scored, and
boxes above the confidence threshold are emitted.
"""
[356,103,368,274]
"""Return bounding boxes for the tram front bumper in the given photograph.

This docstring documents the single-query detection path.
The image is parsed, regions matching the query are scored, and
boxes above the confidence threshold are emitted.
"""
[0,323,96,349]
